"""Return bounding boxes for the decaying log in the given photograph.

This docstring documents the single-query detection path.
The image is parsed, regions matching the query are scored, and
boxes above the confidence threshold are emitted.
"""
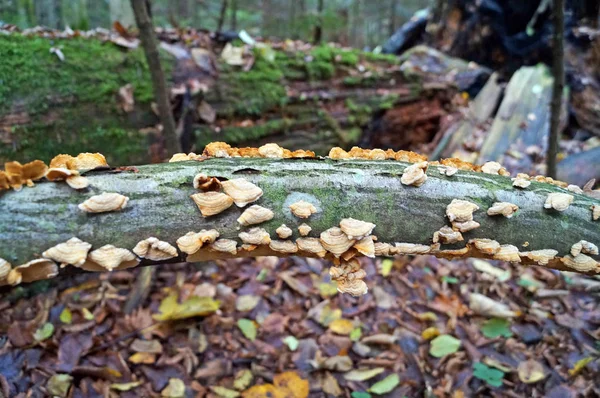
[1,144,599,293]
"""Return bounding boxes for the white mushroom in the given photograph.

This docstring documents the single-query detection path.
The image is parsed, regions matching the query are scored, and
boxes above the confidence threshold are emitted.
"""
[133,237,178,261]
[298,223,312,236]
[320,227,355,257]
[487,202,519,218]
[42,237,92,267]
[544,192,574,212]
[6,259,58,285]
[239,228,271,245]
[339,218,376,240]
[400,161,428,187]
[176,230,219,254]
[78,192,129,213]
[275,224,293,239]
[82,245,139,272]
[237,205,274,226]
[190,191,234,216]
[221,178,263,207]
[289,200,318,219]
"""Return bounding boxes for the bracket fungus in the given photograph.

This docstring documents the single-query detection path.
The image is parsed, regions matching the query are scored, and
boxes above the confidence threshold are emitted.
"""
[567,184,584,194]
[78,192,129,213]
[42,237,92,267]
[592,205,600,221]
[451,220,481,233]
[258,143,284,158]
[439,165,458,177]
[82,245,140,272]
[176,230,219,255]
[1,159,48,191]
[512,175,531,189]
[561,254,598,272]
[0,258,10,285]
[392,243,431,255]
[7,259,58,285]
[237,205,275,226]
[339,218,376,240]
[470,239,501,255]
[520,249,558,265]
[190,192,234,216]
[239,228,271,245]
[276,224,293,239]
[193,173,221,191]
[298,223,312,236]
[329,258,368,296]
[446,199,480,223]
[400,161,428,187]
[570,240,599,257]
[433,226,464,244]
[50,152,107,170]
[493,245,521,263]
[297,238,327,257]
[481,161,510,176]
[209,239,238,255]
[374,242,392,256]
[133,237,178,261]
[320,227,355,257]
[544,193,574,212]
[221,178,263,207]
[354,236,375,257]
[289,200,319,219]
[487,202,519,218]
[269,240,298,254]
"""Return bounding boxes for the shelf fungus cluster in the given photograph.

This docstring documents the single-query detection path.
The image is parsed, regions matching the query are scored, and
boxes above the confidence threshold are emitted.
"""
[78,192,129,213]
[446,199,481,232]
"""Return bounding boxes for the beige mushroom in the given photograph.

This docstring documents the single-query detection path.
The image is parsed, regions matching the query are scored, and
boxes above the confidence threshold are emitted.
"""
[339,218,376,240]
[544,192,574,212]
[258,143,284,158]
[336,279,369,296]
[209,239,238,255]
[487,202,519,218]
[276,224,293,239]
[46,167,79,181]
[519,249,558,265]
[237,205,274,226]
[567,184,584,194]
[298,223,312,236]
[592,205,600,221]
[481,161,509,176]
[239,228,271,245]
[570,240,599,257]
[492,245,521,262]
[0,258,10,281]
[561,254,598,272]
[221,178,263,207]
[82,245,140,272]
[190,192,234,216]
[439,165,458,177]
[176,230,219,254]
[133,237,178,261]
[400,161,428,187]
[452,220,481,232]
[193,173,221,191]
[289,200,318,219]
[432,226,463,244]
[66,175,89,190]
[328,147,350,159]
[78,192,129,213]
[42,237,92,267]
[7,259,58,285]
[320,227,355,257]
[297,238,327,257]
[374,242,392,256]
[354,236,375,257]
[470,239,501,255]
[269,240,298,254]
[446,199,479,223]
[392,242,431,255]
[169,153,193,162]
[512,176,531,189]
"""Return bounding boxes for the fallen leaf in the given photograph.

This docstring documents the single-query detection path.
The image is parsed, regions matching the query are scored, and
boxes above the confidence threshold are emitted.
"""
[429,335,461,358]
[351,393,371,398]
[47,374,73,398]
[60,308,72,324]
[416,312,438,322]
[473,362,504,387]
[242,384,280,398]
[118,84,135,113]
[372,286,395,309]
[162,378,186,397]
[273,371,309,398]
[362,334,396,345]
[472,259,511,281]
[329,319,354,335]
[81,308,94,321]
[568,357,593,376]
[482,357,512,373]
[131,339,163,353]
[280,272,311,297]
[349,327,362,342]
[318,282,338,298]
[380,259,393,277]
[518,359,546,383]
[221,43,245,66]
[469,293,518,318]
[421,327,440,340]
[369,374,400,395]
[322,371,342,397]
[344,367,385,382]
[237,319,257,341]
[234,369,253,391]
[111,381,142,391]
[211,386,241,398]
[481,318,513,338]
[283,336,299,351]
[319,304,342,327]
[153,292,220,321]
[50,46,65,61]
[129,352,156,364]
[33,322,54,342]
[236,295,261,312]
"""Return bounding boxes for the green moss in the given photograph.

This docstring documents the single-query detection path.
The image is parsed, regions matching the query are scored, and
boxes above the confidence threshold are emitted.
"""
[306,61,335,80]
[363,52,400,64]
[338,51,359,66]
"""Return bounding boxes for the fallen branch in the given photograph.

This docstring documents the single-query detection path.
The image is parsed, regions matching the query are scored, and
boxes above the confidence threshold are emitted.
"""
[1,144,599,295]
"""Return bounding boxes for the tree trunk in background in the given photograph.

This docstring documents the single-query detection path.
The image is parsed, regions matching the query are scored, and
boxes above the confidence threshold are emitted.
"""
[388,0,396,37]
[131,0,180,155]
[1,156,599,288]
[230,0,237,31]
[313,0,324,44]
[110,0,135,26]
[217,0,228,32]
[548,0,565,179]
[350,0,362,48]
[288,0,295,38]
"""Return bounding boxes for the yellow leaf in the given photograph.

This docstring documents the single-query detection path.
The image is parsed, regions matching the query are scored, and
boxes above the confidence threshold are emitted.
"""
[319,305,342,326]
[416,312,438,322]
[421,327,440,341]
[81,308,94,321]
[329,319,354,335]
[234,369,254,391]
[242,372,309,398]
[60,308,72,324]
[162,378,185,398]
[569,357,593,376]
[211,386,241,398]
[128,352,156,364]
[318,282,338,298]
[242,384,283,398]
[111,381,142,392]
[380,259,393,277]
[153,292,220,321]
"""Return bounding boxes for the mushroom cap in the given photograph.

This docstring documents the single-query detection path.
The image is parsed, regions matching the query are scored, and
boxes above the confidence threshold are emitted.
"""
[239,228,271,245]
[451,220,480,232]
[176,230,220,255]
[68,153,108,170]
[470,239,501,255]
[133,237,178,261]
[328,147,349,159]
[512,177,531,189]
[400,161,428,187]
[7,259,58,285]
[49,154,73,168]
[66,175,89,190]
[567,184,584,194]
[221,178,263,207]
[169,153,193,162]
[520,249,558,265]
[493,245,521,263]
[190,191,234,217]
[296,238,327,257]
[481,161,508,175]
[336,279,368,296]
[42,237,92,267]
[487,202,519,218]
[291,149,316,158]
[0,258,11,284]
[269,240,298,253]
[433,226,463,244]
[276,224,293,239]
[0,171,9,190]
[289,200,318,219]
[209,239,238,255]
[440,165,458,176]
[237,205,274,226]
[320,227,355,257]
[78,192,129,213]
[561,254,598,272]
[203,142,234,158]
[258,143,284,158]
[395,150,428,163]
[570,240,599,257]
[544,192,574,211]
[339,218,376,239]
[446,199,479,222]
[392,243,431,255]
[374,242,391,256]
[440,157,479,171]
[46,167,79,181]
[193,173,221,191]
[354,236,375,257]
[21,160,48,181]
[298,223,312,236]
[83,245,139,272]
[592,205,600,221]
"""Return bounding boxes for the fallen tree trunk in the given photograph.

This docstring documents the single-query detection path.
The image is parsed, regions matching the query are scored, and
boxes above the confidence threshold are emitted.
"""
[1,147,599,291]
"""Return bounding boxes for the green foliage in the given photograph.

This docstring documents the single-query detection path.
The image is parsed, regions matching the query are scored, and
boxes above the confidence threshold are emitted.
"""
[368,374,400,395]
[473,362,505,387]
[481,318,513,339]
[429,335,461,358]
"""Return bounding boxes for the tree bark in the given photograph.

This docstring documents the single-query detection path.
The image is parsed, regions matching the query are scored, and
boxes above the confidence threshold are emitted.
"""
[548,0,565,179]
[217,0,228,32]
[230,0,237,31]
[1,155,599,287]
[130,0,180,155]
[313,0,324,44]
